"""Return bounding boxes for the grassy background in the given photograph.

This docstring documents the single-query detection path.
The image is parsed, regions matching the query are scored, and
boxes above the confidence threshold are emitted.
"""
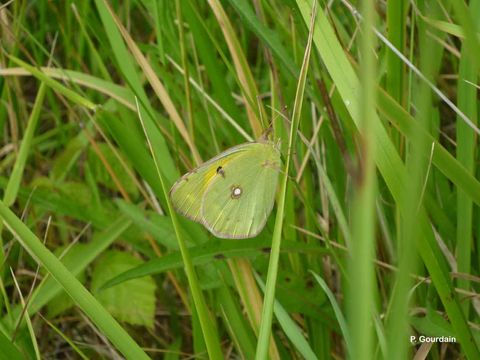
[1,0,480,359]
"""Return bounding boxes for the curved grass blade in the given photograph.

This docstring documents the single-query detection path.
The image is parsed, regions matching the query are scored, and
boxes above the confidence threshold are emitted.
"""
[310,271,351,352]
[256,273,318,360]
[101,239,326,289]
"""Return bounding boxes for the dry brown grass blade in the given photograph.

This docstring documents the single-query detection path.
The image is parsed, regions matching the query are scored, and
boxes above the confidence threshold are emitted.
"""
[102,0,201,164]
[207,0,265,138]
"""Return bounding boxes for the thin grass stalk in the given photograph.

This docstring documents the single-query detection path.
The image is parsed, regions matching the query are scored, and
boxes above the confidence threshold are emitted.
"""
[99,0,201,165]
[386,0,405,105]
[10,269,41,360]
[39,313,89,360]
[71,3,111,81]
[347,0,378,357]
[6,56,96,110]
[254,2,317,358]
[207,0,265,136]
[136,99,224,360]
[175,0,194,142]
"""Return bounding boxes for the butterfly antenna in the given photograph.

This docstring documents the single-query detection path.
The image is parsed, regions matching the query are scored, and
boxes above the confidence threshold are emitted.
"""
[266,104,289,124]
[260,105,289,142]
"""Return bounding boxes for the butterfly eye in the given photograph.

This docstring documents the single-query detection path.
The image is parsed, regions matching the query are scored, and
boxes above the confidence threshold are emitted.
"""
[231,185,242,199]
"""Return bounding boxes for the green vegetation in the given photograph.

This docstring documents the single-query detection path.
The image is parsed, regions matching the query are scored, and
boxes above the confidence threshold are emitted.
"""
[0,0,479,359]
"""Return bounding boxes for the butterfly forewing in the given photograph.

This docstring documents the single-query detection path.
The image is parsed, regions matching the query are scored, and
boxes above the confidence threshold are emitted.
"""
[169,143,254,222]
[200,142,281,239]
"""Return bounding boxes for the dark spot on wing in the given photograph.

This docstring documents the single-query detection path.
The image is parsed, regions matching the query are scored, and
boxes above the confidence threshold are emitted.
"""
[214,253,226,260]
[261,247,271,253]
[216,166,225,178]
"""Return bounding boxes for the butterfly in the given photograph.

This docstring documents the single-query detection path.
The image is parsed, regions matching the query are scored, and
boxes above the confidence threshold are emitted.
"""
[169,140,281,239]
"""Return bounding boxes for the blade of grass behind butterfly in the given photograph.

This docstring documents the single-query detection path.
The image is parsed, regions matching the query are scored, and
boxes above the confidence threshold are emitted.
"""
[99,0,201,164]
[94,0,178,187]
[136,99,224,360]
[183,0,254,124]
[255,2,317,359]
[175,0,195,142]
[225,0,297,77]
[207,0,266,136]
[166,56,254,142]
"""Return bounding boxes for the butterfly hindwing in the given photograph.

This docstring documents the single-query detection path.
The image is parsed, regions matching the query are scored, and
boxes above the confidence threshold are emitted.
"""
[200,142,281,239]
[169,143,254,222]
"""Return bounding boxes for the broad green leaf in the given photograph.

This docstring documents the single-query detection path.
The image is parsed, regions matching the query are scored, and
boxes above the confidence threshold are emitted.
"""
[91,251,157,328]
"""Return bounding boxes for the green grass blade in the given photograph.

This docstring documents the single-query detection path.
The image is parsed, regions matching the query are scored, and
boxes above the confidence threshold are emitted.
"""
[3,84,45,207]
[0,329,24,360]
[311,271,351,352]
[93,0,177,185]
[256,273,318,360]
[346,0,378,357]
[6,56,96,110]
[101,240,327,289]
[225,0,297,76]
